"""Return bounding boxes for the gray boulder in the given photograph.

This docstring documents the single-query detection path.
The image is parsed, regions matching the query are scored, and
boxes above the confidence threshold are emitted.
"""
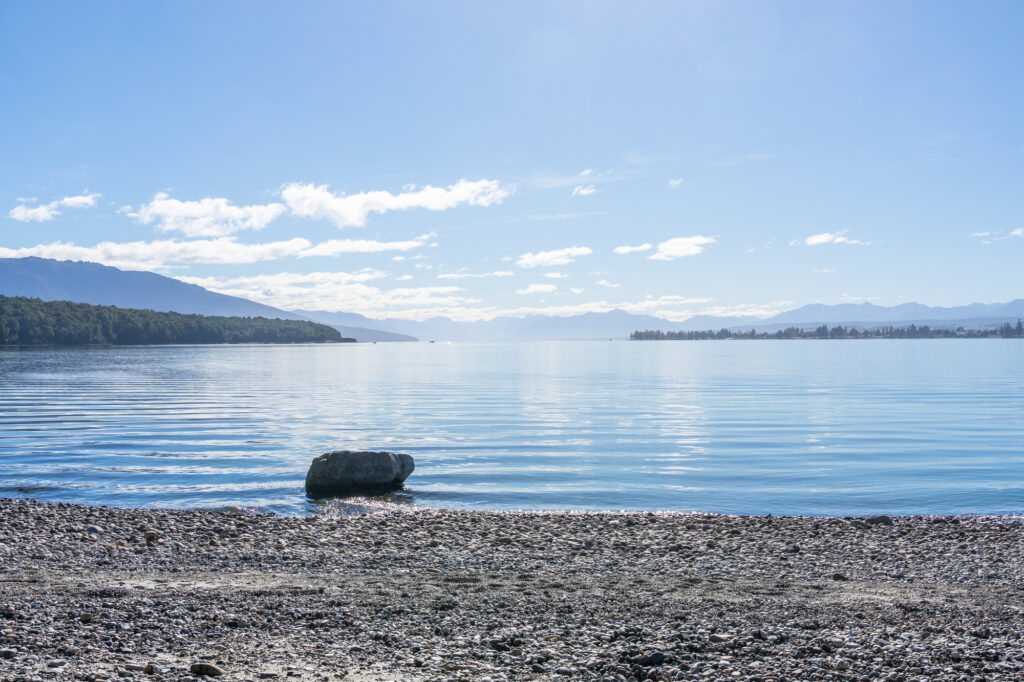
[305,450,415,496]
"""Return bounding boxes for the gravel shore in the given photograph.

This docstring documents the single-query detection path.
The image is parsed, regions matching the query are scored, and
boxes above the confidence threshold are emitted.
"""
[1,498,1022,682]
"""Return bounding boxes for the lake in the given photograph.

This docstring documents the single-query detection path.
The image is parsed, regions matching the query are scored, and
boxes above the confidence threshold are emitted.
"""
[1,340,1022,516]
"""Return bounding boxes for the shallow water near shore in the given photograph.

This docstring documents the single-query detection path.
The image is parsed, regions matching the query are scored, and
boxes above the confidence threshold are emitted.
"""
[1,339,1023,516]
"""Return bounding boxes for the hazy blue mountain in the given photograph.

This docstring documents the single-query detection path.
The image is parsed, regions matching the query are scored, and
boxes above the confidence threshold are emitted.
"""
[293,311,418,342]
[13,258,1020,342]
[677,300,1024,332]
[0,257,304,319]
[295,308,673,341]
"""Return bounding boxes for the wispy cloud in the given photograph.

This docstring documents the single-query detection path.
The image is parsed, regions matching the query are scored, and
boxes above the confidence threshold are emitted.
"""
[0,237,312,270]
[571,185,596,197]
[129,192,286,237]
[972,228,1023,244]
[613,243,652,255]
[299,233,434,257]
[525,167,616,191]
[436,270,515,280]
[649,236,716,260]
[181,271,473,316]
[281,178,511,228]
[595,279,620,288]
[516,283,557,295]
[8,192,101,222]
[180,269,389,290]
[0,233,433,270]
[516,246,593,268]
[799,230,869,246]
[667,178,684,188]
[543,272,568,279]
[681,300,794,321]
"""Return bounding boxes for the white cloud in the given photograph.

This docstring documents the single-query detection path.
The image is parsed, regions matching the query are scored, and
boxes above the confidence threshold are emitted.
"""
[803,231,869,246]
[571,185,596,197]
[185,285,778,324]
[667,178,684,188]
[298,233,433,257]
[180,270,388,291]
[613,243,652,255]
[0,237,313,270]
[595,279,620,288]
[543,272,568,279]
[813,268,834,273]
[570,288,584,294]
[0,232,432,270]
[972,228,1023,244]
[281,178,510,228]
[648,236,716,261]
[527,168,617,191]
[516,246,592,268]
[392,256,407,262]
[516,283,557,295]
[182,271,474,315]
[129,192,286,237]
[677,300,793,321]
[437,270,514,280]
[9,192,101,222]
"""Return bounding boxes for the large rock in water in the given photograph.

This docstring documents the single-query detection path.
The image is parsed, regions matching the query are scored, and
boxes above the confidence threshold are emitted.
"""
[305,450,415,496]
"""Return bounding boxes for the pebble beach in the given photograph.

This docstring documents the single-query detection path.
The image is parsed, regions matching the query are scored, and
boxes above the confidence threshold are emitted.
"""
[1,498,1023,682]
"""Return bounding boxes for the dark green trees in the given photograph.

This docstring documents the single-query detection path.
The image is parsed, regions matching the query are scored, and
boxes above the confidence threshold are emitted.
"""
[630,320,1024,341]
[0,295,351,345]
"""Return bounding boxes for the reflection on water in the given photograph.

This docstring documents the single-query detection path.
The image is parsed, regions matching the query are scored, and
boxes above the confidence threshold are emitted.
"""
[1,340,1023,516]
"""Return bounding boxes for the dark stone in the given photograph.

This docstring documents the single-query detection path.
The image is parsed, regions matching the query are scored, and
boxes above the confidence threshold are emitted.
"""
[305,450,415,496]
[865,515,894,526]
[190,662,225,677]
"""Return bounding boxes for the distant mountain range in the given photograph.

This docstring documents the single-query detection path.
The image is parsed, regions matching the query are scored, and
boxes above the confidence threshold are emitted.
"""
[0,257,301,320]
[294,309,673,342]
[677,300,1024,333]
[0,258,416,342]
[298,301,1024,341]
[3,258,1022,342]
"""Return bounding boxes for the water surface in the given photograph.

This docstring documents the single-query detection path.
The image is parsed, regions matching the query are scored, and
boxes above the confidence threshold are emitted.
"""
[1,340,1022,516]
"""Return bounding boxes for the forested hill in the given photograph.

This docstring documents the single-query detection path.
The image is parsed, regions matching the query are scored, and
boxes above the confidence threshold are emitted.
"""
[0,295,351,346]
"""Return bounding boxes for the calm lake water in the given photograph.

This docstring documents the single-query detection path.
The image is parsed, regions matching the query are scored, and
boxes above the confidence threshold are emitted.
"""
[1,340,1023,516]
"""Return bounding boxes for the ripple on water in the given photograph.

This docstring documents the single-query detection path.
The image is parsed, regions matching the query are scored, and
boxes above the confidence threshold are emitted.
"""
[1,340,1023,515]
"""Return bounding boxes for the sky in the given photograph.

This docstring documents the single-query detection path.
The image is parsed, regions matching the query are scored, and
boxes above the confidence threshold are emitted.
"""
[1,1,1023,322]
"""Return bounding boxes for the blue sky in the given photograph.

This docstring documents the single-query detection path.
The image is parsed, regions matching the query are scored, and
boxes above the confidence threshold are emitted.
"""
[2,1,1022,320]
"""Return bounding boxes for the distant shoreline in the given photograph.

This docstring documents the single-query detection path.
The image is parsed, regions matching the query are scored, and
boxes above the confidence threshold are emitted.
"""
[632,320,1024,340]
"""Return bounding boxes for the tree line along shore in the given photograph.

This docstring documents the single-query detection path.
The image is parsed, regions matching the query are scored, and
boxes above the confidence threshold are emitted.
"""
[0,294,351,346]
[632,321,1024,341]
